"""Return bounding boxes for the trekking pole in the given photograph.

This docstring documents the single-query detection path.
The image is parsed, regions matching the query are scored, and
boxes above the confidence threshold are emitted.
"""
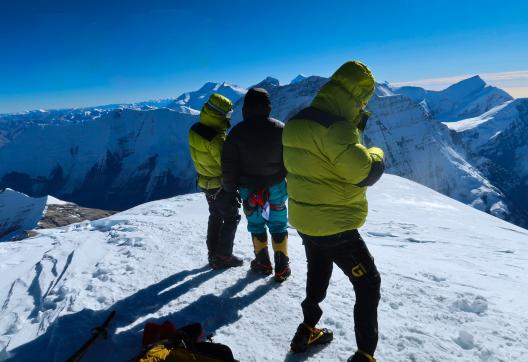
[66,310,116,362]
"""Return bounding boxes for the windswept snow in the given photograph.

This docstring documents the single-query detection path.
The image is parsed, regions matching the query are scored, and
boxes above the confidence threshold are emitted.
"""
[1,175,527,361]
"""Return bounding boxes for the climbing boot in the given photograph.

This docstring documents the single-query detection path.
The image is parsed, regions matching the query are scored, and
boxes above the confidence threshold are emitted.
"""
[274,251,290,282]
[210,254,243,269]
[272,232,290,282]
[250,233,272,275]
[290,323,333,353]
[347,350,377,362]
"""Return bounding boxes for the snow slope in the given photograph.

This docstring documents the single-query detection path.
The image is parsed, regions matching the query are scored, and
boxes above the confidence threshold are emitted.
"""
[0,189,46,241]
[1,175,527,361]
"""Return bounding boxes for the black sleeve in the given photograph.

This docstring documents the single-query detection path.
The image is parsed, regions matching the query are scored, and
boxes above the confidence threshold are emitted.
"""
[355,159,385,187]
[221,132,239,192]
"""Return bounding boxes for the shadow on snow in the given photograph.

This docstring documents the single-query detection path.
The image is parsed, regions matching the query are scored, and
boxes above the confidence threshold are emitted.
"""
[9,266,278,361]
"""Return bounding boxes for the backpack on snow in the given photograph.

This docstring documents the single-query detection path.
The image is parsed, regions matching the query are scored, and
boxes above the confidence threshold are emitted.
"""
[135,320,237,362]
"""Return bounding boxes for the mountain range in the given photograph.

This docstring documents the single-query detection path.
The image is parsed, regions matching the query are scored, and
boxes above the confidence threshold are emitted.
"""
[0,74,527,228]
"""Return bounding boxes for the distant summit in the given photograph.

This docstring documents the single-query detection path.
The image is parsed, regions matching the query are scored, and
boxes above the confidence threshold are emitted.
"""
[290,74,307,84]
[167,81,246,111]
[252,76,280,90]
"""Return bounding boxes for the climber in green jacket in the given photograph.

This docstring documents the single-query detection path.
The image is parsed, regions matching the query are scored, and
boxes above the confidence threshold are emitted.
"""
[188,93,243,269]
[283,61,384,362]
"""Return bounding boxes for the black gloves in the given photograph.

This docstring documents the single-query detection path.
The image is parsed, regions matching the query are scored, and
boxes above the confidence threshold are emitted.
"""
[216,189,241,209]
[357,109,371,131]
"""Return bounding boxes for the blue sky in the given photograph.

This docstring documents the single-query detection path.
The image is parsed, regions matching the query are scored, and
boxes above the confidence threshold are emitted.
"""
[1,0,528,113]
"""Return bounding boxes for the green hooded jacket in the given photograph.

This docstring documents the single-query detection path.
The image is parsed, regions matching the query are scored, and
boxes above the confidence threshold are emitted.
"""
[189,93,233,190]
[282,61,385,236]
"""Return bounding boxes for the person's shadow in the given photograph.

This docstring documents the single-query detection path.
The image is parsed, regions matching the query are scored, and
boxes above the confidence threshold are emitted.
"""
[7,266,277,362]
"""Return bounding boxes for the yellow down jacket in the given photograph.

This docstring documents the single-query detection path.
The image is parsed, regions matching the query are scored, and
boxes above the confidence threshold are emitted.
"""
[282,61,385,236]
[188,93,233,190]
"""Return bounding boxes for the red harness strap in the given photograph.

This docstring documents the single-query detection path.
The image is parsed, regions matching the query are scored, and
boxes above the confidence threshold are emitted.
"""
[248,188,284,211]
[248,188,269,208]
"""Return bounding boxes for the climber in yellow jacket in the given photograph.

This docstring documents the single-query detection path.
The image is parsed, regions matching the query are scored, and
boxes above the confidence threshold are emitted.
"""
[283,61,384,362]
[189,93,243,269]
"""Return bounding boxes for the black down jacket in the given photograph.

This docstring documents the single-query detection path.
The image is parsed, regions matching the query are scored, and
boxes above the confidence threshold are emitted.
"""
[221,88,286,192]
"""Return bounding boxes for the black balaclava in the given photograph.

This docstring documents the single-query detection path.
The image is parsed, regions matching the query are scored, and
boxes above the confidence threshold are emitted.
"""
[242,88,271,121]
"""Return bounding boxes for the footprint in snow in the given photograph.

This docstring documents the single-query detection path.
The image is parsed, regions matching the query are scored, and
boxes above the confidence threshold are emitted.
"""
[452,295,488,315]
[495,249,515,254]
[405,237,436,244]
[366,231,399,237]
[90,219,128,232]
[92,268,111,282]
[422,272,447,283]
[454,330,475,350]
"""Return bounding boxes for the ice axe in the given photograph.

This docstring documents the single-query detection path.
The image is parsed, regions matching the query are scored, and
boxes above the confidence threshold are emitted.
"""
[66,310,116,362]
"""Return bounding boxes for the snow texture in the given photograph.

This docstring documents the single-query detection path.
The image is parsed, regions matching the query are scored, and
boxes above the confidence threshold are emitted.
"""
[1,175,527,361]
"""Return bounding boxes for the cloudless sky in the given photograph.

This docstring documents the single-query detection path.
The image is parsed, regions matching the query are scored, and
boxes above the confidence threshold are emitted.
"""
[1,0,528,113]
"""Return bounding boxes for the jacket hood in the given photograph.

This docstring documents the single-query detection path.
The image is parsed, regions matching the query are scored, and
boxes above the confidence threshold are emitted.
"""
[200,93,233,131]
[242,87,271,121]
[311,61,375,127]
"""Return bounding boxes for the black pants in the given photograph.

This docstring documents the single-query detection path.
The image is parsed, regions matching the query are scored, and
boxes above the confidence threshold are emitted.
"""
[299,229,381,355]
[204,189,241,257]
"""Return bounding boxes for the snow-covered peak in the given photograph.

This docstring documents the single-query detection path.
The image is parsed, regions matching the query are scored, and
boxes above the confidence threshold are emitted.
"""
[167,82,246,112]
[251,76,280,90]
[443,75,486,97]
[375,82,395,97]
[392,76,513,122]
[290,74,307,84]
